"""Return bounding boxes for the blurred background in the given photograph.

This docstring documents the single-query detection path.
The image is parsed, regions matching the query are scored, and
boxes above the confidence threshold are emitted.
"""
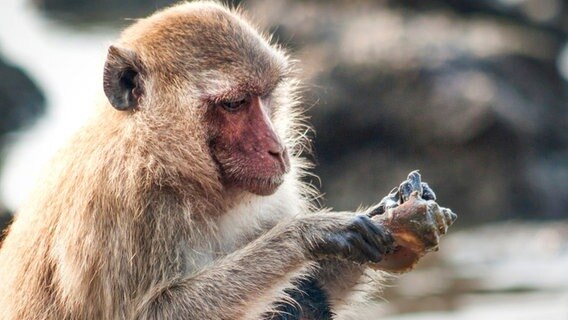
[0,0,567,319]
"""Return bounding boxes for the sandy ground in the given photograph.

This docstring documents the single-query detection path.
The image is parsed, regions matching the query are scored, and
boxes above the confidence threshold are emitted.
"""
[369,222,568,320]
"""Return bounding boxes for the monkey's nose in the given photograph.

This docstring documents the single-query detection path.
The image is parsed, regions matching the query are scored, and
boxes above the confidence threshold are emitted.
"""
[268,146,290,172]
[266,138,285,157]
[268,146,283,157]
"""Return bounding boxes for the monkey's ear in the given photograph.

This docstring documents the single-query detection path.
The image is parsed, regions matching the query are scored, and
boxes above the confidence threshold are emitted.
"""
[103,45,144,111]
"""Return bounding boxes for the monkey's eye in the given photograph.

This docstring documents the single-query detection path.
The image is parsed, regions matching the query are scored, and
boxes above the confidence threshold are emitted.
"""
[220,96,249,112]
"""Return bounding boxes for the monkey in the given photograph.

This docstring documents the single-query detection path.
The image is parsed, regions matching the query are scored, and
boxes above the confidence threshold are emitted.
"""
[0,2,453,319]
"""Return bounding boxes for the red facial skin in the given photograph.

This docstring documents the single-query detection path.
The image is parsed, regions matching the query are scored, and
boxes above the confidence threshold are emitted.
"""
[208,95,290,196]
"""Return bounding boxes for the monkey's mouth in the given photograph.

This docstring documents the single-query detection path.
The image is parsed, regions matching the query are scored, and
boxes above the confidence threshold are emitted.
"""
[236,175,285,196]
[211,149,288,196]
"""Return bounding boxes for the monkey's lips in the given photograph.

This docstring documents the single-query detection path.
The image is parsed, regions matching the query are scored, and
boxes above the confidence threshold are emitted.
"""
[214,151,289,196]
[237,175,286,196]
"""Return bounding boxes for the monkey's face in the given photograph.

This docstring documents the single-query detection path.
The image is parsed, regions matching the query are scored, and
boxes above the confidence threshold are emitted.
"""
[206,93,291,196]
[102,3,296,197]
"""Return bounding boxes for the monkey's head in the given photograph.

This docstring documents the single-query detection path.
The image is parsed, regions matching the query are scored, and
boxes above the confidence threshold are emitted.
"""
[102,2,302,197]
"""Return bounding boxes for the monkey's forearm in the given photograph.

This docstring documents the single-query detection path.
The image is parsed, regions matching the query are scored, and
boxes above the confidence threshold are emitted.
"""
[135,210,393,320]
[134,223,310,320]
[266,211,390,319]
[314,259,366,306]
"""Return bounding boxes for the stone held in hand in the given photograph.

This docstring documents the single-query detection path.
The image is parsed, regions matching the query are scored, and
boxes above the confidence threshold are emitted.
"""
[370,192,457,273]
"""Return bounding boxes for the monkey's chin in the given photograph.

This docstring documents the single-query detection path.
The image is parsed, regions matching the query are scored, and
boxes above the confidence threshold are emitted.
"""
[236,176,285,196]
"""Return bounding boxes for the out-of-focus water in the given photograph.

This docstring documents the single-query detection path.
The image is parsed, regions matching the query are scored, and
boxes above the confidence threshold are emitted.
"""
[0,0,117,210]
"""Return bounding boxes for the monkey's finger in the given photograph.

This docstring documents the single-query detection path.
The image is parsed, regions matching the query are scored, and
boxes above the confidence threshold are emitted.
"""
[421,182,436,201]
[310,234,350,260]
[348,216,394,254]
[367,223,395,254]
[343,232,384,264]
[317,233,381,264]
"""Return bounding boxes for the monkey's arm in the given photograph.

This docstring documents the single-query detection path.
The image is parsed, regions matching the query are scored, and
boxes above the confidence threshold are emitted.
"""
[133,212,393,320]
[135,226,306,320]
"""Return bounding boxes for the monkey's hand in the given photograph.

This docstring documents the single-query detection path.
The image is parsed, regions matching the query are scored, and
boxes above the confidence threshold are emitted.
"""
[299,213,396,265]
[367,171,457,273]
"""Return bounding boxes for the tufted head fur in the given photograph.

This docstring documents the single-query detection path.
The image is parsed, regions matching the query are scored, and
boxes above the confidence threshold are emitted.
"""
[101,1,311,209]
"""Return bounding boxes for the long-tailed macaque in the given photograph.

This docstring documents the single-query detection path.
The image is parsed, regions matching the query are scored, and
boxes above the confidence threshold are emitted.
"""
[0,2,455,319]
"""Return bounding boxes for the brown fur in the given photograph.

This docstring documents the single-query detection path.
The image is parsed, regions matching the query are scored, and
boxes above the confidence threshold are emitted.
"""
[0,2,387,319]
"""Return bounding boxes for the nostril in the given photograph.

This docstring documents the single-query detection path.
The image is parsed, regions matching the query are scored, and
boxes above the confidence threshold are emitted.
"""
[268,149,282,157]
[268,150,285,165]
[267,143,285,159]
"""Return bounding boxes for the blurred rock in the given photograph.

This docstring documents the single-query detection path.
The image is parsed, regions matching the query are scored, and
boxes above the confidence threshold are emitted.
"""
[247,0,568,224]
[0,55,46,139]
[0,208,12,242]
[33,0,242,26]
[398,0,568,37]
[0,53,46,231]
